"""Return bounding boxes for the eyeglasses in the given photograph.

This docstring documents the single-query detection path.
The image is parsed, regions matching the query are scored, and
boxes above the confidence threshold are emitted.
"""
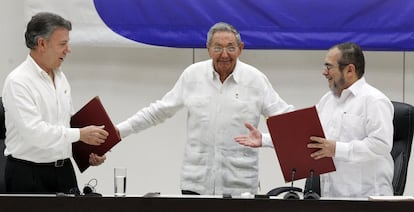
[323,64,338,71]
[211,46,238,54]
[323,63,350,71]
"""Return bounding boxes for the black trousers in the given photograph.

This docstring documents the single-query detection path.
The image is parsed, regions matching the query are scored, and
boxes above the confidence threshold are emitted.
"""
[5,156,79,194]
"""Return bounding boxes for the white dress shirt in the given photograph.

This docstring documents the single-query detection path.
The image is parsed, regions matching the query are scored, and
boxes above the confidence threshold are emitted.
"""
[117,59,293,195]
[2,55,80,163]
[317,77,394,197]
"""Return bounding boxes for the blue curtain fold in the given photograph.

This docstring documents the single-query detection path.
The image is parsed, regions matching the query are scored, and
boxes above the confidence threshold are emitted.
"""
[94,0,414,51]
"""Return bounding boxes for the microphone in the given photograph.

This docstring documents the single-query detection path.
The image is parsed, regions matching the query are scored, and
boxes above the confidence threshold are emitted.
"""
[83,185,93,194]
[303,169,320,200]
[83,178,102,197]
[283,168,300,199]
[266,168,302,198]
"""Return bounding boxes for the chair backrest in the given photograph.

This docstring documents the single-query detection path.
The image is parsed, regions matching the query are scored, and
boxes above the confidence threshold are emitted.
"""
[305,101,414,196]
[0,97,4,139]
[0,97,6,193]
[390,101,414,195]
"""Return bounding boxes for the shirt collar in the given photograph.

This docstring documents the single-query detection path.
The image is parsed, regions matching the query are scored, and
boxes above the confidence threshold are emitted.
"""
[338,77,365,102]
[209,59,240,84]
[347,77,366,96]
[27,54,61,77]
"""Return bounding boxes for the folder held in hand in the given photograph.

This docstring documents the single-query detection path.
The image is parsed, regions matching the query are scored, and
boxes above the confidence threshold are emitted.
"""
[70,96,121,172]
[266,106,336,182]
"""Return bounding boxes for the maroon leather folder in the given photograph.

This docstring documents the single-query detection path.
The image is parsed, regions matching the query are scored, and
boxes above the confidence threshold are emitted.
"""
[266,106,336,182]
[70,96,121,172]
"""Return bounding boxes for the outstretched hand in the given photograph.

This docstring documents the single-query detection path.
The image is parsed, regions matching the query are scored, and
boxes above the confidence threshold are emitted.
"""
[234,122,262,148]
[80,125,108,145]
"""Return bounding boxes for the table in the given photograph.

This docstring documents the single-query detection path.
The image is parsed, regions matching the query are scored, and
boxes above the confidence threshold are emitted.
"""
[0,195,413,212]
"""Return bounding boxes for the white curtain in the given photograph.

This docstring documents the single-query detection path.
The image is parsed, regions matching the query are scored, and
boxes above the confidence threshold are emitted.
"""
[24,0,149,47]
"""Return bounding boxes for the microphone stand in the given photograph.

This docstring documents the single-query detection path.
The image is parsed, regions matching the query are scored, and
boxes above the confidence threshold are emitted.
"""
[266,168,302,198]
[283,169,300,199]
[303,169,320,200]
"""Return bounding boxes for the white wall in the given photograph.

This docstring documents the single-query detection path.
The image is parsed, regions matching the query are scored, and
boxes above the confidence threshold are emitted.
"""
[1,1,413,196]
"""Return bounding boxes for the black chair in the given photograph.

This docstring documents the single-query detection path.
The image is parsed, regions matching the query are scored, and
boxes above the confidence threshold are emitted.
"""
[304,101,414,196]
[390,101,414,195]
[0,97,6,193]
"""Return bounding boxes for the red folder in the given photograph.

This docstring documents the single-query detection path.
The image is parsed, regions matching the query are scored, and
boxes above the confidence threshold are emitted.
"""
[266,106,336,182]
[70,96,121,173]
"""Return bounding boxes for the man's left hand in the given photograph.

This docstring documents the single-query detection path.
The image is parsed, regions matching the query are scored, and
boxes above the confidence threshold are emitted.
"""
[234,122,262,147]
[89,153,106,166]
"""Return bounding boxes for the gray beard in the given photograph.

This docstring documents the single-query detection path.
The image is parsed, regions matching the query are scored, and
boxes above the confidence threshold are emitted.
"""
[330,75,346,97]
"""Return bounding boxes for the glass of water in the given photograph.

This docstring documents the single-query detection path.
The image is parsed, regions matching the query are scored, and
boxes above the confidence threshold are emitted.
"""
[114,167,127,197]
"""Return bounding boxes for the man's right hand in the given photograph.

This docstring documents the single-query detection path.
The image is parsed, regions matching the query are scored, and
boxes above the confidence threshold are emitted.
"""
[80,125,108,145]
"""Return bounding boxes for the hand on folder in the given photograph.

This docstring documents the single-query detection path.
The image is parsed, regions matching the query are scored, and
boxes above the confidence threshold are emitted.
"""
[308,136,336,160]
[89,153,106,166]
[79,125,109,145]
[71,96,122,172]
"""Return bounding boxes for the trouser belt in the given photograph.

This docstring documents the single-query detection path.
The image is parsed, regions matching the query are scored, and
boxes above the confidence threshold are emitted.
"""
[7,155,70,167]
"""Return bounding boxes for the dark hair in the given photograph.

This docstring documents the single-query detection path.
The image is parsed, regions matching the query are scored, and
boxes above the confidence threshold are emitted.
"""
[25,12,72,49]
[206,22,242,47]
[332,42,365,78]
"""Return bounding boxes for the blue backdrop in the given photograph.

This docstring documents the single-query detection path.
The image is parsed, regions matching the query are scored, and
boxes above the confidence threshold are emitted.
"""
[94,0,414,51]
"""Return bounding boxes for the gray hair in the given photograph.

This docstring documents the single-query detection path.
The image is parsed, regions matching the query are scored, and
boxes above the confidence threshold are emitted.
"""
[25,12,72,49]
[206,22,242,47]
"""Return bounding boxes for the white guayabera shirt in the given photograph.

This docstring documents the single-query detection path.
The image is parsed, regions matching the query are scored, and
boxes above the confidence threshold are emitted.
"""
[317,77,394,197]
[117,59,293,196]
